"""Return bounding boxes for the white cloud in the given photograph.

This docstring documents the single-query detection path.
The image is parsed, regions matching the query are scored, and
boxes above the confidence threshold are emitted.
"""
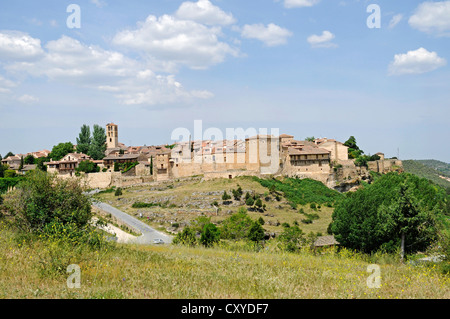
[389,14,403,29]
[307,30,337,48]
[17,94,39,104]
[0,31,44,61]
[0,75,17,93]
[112,14,239,71]
[388,47,447,76]
[279,0,320,9]
[91,0,107,8]
[6,35,214,106]
[175,0,236,26]
[409,1,450,36]
[241,23,293,46]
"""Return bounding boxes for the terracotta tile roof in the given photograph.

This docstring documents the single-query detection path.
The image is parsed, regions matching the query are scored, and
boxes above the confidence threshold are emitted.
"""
[288,146,330,156]
[279,134,294,138]
[103,154,141,160]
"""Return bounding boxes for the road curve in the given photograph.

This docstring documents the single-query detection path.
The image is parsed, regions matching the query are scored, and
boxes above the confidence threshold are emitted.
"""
[88,190,173,245]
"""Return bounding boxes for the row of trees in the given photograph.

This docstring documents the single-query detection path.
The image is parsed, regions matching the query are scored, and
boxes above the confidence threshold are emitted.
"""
[75,124,107,160]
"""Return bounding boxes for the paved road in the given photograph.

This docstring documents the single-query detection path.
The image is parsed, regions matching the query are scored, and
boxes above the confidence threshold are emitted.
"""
[88,190,173,245]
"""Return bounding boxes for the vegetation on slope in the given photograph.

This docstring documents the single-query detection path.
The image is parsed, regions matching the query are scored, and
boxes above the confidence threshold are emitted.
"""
[253,176,344,206]
[402,160,450,191]
[1,170,449,299]
[331,172,449,259]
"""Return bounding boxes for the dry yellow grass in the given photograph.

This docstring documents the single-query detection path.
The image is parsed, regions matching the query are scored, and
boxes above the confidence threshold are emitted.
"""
[0,222,448,299]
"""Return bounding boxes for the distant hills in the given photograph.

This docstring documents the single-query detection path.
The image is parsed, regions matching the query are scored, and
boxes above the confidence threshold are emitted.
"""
[402,159,450,191]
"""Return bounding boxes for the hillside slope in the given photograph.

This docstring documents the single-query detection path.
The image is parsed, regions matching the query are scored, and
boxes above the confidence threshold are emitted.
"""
[402,160,450,190]
[417,160,450,178]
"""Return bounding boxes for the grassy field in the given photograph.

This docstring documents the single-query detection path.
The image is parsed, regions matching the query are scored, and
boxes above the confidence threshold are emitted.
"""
[0,221,448,299]
[93,176,336,236]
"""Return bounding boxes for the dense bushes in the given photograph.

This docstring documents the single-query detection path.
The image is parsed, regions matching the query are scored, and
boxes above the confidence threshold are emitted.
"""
[331,172,449,257]
[76,160,100,174]
[254,177,343,205]
[0,177,23,194]
[2,170,92,232]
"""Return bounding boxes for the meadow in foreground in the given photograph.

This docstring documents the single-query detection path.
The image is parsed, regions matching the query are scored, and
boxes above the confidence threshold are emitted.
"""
[0,222,448,299]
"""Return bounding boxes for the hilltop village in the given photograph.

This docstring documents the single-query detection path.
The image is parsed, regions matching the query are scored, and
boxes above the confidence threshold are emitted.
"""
[1,123,403,191]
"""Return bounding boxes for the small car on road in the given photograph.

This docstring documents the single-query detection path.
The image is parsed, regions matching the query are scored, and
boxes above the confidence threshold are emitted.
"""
[153,239,164,244]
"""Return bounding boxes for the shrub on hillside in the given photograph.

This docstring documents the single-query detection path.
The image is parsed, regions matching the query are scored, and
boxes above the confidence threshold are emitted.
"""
[277,224,306,252]
[220,207,254,240]
[200,223,220,247]
[2,170,92,232]
[173,227,197,247]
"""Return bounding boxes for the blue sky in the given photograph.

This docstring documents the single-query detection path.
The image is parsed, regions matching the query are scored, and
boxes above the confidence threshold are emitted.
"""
[0,0,449,162]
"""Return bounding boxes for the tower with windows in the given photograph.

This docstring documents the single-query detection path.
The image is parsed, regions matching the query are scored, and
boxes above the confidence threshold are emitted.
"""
[106,123,118,149]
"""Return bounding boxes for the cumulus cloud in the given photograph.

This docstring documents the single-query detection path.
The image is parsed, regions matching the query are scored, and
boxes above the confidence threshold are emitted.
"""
[409,1,450,36]
[388,47,447,75]
[0,31,44,61]
[175,0,236,25]
[112,14,239,71]
[307,31,337,48]
[5,35,214,106]
[241,23,293,46]
[278,0,320,9]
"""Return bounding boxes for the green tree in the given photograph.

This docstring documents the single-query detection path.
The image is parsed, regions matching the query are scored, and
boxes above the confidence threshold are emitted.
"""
[222,191,231,201]
[0,164,7,178]
[258,216,265,225]
[277,224,305,252]
[35,157,48,172]
[191,216,212,234]
[114,187,123,197]
[220,207,254,240]
[150,156,153,175]
[49,142,74,161]
[305,136,315,142]
[200,223,220,247]
[247,221,265,243]
[344,136,364,159]
[331,173,446,255]
[88,124,107,160]
[255,198,263,210]
[4,170,17,178]
[24,154,36,165]
[172,227,197,246]
[246,197,255,206]
[4,152,14,158]
[2,170,92,232]
[76,124,91,155]
[222,191,232,204]
[18,156,24,170]
[76,160,100,174]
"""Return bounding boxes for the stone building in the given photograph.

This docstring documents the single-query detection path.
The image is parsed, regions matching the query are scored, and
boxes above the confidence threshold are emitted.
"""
[46,153,93,176]
[106,123,119,149]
